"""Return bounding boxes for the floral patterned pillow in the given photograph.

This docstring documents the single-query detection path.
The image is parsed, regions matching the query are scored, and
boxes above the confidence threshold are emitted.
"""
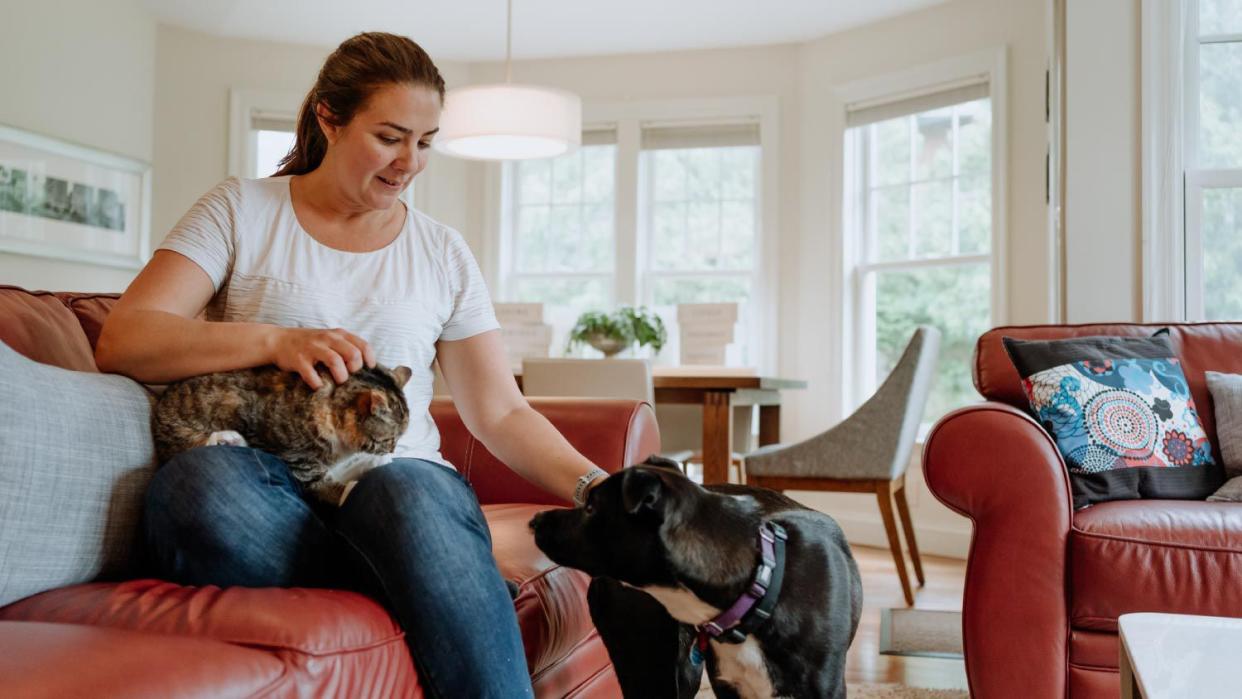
[1003,330,1222,509]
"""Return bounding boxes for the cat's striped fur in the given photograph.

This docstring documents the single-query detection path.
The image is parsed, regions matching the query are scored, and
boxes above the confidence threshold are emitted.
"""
[153,364,411,505]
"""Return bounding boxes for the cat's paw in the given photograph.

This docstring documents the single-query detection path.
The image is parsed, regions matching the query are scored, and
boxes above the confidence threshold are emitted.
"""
[205,430,249,448]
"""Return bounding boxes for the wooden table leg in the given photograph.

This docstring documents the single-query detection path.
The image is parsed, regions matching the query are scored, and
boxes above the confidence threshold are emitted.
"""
[702,391,732,485]
[758,404,781,446]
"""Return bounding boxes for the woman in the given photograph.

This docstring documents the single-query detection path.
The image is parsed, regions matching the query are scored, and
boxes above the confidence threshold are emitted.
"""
[95,32,606,698]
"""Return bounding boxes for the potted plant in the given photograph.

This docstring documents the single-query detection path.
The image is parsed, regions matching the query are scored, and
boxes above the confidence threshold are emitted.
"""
[567,306,667,357]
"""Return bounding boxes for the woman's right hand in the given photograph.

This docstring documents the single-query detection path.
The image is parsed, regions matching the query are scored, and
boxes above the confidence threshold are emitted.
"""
[269,327,377,389]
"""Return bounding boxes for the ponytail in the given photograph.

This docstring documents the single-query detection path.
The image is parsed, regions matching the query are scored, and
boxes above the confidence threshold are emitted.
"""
[273,33,445,177]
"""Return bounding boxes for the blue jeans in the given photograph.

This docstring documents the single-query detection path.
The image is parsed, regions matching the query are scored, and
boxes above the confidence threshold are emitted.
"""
[143,446,533,699]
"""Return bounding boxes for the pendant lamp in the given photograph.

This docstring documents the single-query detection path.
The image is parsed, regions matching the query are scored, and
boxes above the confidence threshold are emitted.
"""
[434,0,582,161]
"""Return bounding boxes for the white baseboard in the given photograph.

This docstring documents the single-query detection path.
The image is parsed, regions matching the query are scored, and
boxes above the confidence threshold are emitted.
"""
[829,511,971,559]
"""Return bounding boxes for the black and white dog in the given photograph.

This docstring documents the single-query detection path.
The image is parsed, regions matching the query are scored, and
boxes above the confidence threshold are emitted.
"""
[530,457,862,699]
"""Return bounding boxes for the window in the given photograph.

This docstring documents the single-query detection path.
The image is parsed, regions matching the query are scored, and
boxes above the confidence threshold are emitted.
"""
[640,124,761,366]
[499,102,774,367]
[1186,0,1242,320]
[506,131,617,345]
[251,112,296,179]
[845,83,996,423]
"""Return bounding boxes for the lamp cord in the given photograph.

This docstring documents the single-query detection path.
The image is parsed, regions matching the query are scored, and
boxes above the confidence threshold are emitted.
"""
[505,0,513,83]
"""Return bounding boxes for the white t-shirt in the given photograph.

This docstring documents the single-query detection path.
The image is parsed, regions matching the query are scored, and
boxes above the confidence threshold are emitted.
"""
[158,175,499,468]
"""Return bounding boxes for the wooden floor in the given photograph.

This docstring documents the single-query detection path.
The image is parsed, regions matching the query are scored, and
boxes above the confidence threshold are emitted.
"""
[845,544,969,690]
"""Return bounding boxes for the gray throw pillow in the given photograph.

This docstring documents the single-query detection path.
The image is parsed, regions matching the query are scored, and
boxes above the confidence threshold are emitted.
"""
[0,340,156,607]
[1207,476,1242,503]
[1205,372,1242,502]
[1206,372,1242,479]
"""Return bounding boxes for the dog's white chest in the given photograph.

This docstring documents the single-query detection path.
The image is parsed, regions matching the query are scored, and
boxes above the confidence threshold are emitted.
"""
[629,583,719,625]
[711,636,787,699]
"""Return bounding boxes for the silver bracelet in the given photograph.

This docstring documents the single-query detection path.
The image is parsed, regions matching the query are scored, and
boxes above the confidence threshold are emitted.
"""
[573,467,609,508]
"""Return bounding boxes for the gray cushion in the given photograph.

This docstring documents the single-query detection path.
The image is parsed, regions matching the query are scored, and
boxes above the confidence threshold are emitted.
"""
[1207,475,1242,503]
[0,340,156,607]
[1206,372,1242,479]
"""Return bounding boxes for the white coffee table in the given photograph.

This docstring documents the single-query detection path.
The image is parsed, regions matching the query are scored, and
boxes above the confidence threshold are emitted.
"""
[1119,612,1242,698]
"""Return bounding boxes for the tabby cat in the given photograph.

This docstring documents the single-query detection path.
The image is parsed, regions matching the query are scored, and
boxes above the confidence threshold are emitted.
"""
[153,363,412,505]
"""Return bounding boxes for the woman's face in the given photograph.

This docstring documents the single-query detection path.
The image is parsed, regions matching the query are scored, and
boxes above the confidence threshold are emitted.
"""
[323,82,441,210]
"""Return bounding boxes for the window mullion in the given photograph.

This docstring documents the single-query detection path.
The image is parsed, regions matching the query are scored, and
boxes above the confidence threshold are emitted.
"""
[1184,0,1203,319]
[615,119,641,306]
[907,115,917,259]
[865,124,877,263]
[951,106,961,255]
[715,150,724,262]
[860,253,991,275]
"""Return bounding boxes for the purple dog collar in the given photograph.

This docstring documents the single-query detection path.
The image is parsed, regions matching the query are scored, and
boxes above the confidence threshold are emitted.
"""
[696,521,787,644]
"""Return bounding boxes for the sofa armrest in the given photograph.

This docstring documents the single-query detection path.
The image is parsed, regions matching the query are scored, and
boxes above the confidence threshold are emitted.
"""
[431,397,661,507]
[922,402,1073,699]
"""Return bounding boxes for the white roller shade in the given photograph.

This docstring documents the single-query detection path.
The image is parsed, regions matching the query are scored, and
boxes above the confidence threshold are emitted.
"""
[250,109,296,132]
[640,122,759,150]
[581,128,618,146]
[846,80,989,128]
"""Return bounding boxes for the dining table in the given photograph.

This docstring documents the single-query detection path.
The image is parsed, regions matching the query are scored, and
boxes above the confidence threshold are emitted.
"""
[652,367,807,484]
[516,365,808,485]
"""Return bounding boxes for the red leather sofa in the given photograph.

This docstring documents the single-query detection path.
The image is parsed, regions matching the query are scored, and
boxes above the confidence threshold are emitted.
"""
[923,323,1242,699]
[0,285,659,698]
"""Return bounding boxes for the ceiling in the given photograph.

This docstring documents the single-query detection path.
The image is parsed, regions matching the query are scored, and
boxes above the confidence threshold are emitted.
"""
[139,0,949,61]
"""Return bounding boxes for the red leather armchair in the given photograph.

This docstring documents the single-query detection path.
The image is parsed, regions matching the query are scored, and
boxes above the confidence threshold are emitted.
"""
[923,323,1242,699]
[0,286,658,698]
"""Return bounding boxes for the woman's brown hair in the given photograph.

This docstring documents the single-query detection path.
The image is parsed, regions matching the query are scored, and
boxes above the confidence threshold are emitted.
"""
[274,32,445,177]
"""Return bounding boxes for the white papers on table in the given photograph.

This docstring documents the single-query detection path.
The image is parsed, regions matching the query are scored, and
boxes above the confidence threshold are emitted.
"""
[677,303,738,366]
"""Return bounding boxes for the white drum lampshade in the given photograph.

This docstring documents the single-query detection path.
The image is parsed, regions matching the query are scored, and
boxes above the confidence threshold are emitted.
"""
[434,84,582,161]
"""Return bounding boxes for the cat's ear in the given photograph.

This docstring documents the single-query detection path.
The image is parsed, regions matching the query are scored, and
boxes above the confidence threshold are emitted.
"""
[354,390,389,417]
[392,366,412,388]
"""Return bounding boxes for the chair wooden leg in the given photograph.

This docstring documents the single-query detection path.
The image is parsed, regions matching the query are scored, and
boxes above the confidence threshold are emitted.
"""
[876,480,915,606]
[893,476,925,586]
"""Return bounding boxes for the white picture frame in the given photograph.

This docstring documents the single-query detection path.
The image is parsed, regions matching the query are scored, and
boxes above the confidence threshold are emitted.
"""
[0,123,151,270]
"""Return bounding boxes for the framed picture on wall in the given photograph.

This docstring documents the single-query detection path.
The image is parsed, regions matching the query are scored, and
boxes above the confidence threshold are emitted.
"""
[0,123,150,270]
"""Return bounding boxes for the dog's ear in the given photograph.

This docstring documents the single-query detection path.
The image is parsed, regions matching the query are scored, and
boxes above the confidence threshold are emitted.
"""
[621,468,666,518]
[638,454,685,475]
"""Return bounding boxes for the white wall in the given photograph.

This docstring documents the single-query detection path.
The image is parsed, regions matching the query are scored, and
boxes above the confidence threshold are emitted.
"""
[1063,0,1142,322]
[0,0,155,292]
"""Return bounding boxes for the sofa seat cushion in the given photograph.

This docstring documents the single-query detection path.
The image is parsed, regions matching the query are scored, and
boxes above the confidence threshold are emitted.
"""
[3,505,603,697]
[486,503,599,678]
[0,620,287,699]
[0,579,404,652]
[0,580,419,698]
[1070,500,1242,631]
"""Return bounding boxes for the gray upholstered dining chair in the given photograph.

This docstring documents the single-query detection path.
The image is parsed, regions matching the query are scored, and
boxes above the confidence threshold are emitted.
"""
[743,326,941,606]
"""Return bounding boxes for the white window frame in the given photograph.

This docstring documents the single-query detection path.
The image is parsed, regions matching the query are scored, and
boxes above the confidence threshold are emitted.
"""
[228,89,302,179]
[227,88,419,209]
[833,49,1008,412]
[489,96,780,372]
[498,134,620,330]
[1144,0,1242,321]
[1182,1,1242,320]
